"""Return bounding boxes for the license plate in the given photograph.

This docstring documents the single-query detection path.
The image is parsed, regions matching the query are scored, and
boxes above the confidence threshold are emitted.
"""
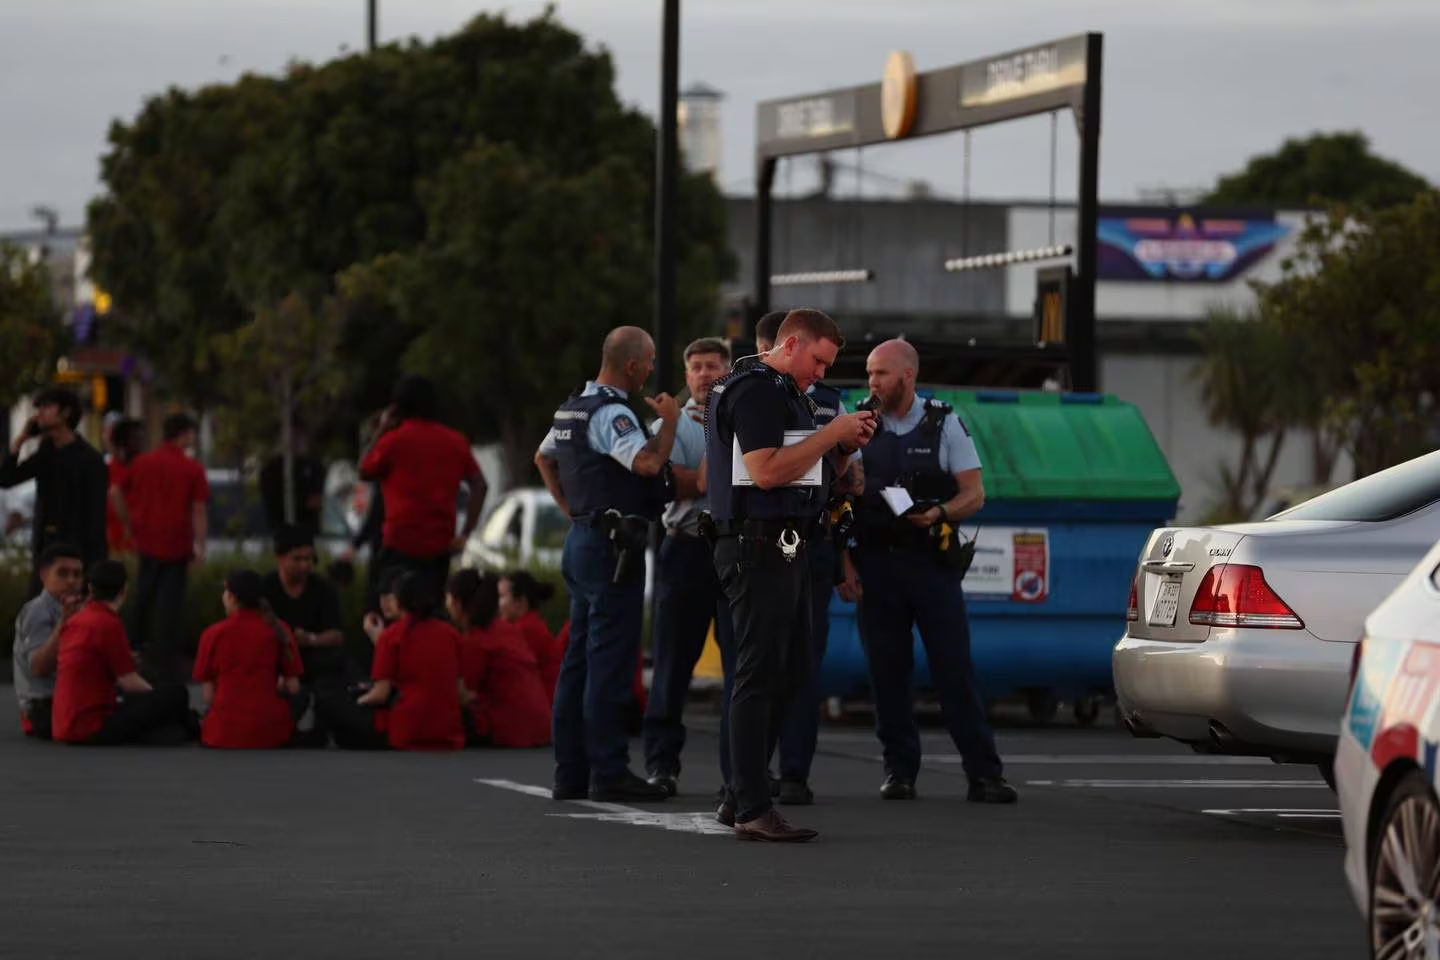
[1148,578,1183,627]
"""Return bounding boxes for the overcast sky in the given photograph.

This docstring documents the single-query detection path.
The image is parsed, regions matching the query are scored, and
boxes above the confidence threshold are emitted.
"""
[2,0,1437,230]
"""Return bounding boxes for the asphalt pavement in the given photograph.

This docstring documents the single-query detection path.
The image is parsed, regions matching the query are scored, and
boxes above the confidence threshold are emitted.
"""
[0,692,1365,960]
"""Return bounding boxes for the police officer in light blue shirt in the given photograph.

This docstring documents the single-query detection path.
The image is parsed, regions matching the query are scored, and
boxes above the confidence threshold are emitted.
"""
[642,337,737,798]
[847,338,1018,806]
[753,312,864,807]
[535,326,680,804]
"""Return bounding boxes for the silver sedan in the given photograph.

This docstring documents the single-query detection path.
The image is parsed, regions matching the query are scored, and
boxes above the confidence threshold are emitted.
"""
[1112,451,1440,780]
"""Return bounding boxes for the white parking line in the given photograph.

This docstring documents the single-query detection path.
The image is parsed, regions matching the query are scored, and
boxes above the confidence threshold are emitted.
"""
[1026,779,1328,788]
[475,778,732,836]
[1204,808,1342,819]
[930,754,1275,766]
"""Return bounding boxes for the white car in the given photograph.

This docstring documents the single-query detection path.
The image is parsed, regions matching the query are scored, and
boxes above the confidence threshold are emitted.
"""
[1337,537,1440,957]
[461,486,656,599]
[1115,451,1440,782]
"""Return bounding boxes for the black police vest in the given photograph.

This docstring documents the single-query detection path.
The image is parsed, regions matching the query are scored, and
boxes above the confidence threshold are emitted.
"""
[704,365,822,524]
[551,388,666,519]
[858,398,962,542]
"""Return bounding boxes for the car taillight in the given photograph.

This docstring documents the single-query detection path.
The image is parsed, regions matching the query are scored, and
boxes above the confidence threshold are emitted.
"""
[1188,564,1304,629]
[1126,574,1139,622]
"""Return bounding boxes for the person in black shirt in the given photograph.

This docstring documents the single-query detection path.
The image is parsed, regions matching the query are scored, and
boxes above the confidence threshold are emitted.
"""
[0,388,108,595]
[260,525,354,688]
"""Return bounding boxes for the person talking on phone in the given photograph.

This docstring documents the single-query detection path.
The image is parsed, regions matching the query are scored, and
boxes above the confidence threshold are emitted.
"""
[847,338,1016,806]
[0,388,109,595]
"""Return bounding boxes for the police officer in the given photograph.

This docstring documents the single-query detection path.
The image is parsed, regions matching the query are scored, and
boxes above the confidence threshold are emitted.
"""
[845,338,1017,804]
[535,326,680,803]
[704,308,876,841]
[753,312,863,806]
[642,337,736,798]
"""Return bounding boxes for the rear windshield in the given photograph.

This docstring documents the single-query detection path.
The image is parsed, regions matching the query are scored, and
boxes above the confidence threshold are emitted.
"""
[1269,451,1440,522]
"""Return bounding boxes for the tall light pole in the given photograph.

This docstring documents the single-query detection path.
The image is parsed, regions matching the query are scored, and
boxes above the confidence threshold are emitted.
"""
[654,0,680,396]
[367,0,377,52]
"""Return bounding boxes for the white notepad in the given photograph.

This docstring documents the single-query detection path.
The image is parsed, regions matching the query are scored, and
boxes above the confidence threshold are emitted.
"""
[732,431,822,487]
[880,486,915,516]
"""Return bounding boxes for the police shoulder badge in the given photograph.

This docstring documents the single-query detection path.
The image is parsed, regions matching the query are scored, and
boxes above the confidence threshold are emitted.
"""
[613,414,638,437]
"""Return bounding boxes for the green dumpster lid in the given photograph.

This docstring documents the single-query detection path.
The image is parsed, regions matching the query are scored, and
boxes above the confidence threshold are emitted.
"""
[837,388,1180,502]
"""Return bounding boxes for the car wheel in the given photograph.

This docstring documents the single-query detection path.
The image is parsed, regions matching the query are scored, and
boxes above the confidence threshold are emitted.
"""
[1369,770,1440,959]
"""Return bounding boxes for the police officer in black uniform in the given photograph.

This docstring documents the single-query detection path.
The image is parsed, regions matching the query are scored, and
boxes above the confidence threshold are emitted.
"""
[753,312,864,806]
[704,308,876,841]
[845,338,1017,805]
[535,326,680,803]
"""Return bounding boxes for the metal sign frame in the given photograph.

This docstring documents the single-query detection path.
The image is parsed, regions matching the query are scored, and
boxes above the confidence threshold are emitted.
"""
[752,32,1103,392]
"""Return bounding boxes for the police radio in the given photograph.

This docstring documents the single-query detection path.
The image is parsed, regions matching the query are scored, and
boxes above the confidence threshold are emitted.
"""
[856,393,883,437]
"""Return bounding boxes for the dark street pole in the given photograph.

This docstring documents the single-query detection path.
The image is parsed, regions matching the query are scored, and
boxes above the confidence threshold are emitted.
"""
[367,0,377,52]
[1071,32,1104,394]
[654,0,680,396]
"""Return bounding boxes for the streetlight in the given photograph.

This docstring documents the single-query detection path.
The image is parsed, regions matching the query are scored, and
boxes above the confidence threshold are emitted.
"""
[368,0,377,52]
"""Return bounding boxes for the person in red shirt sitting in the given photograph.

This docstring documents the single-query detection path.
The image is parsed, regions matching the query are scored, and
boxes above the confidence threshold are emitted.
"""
[498,570,563,701]
[447,569,552,749]
[358,376,487,612]
[53,560,196,746]
[318,571,467,751]
[114,412,209,676]
[193,570,305,749]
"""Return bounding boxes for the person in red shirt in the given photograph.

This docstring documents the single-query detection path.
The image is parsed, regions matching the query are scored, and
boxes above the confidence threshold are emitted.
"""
[193,570,305,749]
[498,570,563,701]
[318,571,466,751]
[53,560,195,745]
[358,376,487,612]
[447,569,551,748]
[104,418,143,557]
[115,413,209,674]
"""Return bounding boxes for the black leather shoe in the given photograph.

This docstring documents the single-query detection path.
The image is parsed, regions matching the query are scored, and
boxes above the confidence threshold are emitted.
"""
[715,797,736,827]
[552,783,588,801]
[735,809,818,843]
[647,771,679,798]
[777,779,814,806]
[590,771,669,803]
[968,776,1018,804]
[880,775,917,800]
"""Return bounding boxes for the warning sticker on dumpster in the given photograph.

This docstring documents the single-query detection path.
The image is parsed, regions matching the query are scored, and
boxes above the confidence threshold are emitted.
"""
[962,528,1050,602]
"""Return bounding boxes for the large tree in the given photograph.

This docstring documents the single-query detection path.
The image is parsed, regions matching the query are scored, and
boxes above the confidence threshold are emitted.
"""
[1205,131,1431,211]
[86,10,734,473]
[1256,190,1440,478]
[0,242,68,414]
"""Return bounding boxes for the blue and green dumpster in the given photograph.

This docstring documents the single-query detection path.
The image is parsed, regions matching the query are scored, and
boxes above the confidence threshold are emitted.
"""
[825,388,1181,722]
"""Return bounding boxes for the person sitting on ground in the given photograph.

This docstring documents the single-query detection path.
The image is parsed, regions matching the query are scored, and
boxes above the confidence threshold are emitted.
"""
[318,571,466,751]
[362,567,405,645]
[193,570,306,750]
[13,542,86,739]
[260,525,352,686]
[447,569,552,749]
[52,560,196,746]
[498,571,563,700]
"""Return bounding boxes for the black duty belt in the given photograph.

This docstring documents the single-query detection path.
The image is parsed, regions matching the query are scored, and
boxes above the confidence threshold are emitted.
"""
[713,517,818,541]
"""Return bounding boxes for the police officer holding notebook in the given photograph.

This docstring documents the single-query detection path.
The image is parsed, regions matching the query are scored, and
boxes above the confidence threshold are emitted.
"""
[703,308,876,842]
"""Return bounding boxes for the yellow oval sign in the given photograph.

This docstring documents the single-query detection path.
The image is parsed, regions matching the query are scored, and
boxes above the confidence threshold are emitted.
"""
[881,50,918,140]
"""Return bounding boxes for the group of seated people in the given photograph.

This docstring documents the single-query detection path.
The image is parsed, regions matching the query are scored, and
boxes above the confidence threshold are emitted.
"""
[12,526,580,752]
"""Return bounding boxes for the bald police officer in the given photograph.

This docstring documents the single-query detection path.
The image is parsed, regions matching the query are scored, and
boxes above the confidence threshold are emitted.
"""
[705,308,875,841]
[536,326,680,803]
[846,338,1017,805]
[754,311,864,806]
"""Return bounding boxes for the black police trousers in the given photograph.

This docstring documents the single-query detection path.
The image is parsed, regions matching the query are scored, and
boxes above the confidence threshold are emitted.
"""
[714,533,812,824]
